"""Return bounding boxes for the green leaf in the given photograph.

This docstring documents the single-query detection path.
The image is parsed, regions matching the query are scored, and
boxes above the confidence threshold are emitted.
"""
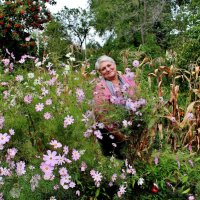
[182,188,190,194]
[132,179,135,188]
[95,188,100,198]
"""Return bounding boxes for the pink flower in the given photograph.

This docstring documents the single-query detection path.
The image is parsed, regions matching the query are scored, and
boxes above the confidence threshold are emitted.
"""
[111,174,117,182]
[60,174,71,186]
[8,129,15,135]
[45,99,52,105]
[44,112,52,120]
[50,140,62,149]
[16,161,26,176]
[76,88,85,103]
[64,115,74,128]
[0,133,11,145]
[117,185,126,198]
[154,157,159,165]
[94,130,103,140]
[57,154,67,165]
[90,169,102,187]
[35,103,44,112]
[40,162,54,174]
[63,145,69,155]
[7,148,18,159]
[72,149,80,161]
[132,60,140,67]
[76,190,80,196]
[53,185,60,190]
[188,195,195,200]
[43,150,58,167]
[41,87,49,96]
[0,116,5,129]
[80,161,87,171]
[15,75,24,82]
[2,58,10,66]
[69,181,76,188]
[59,167,68,176]
[24,94,32,104]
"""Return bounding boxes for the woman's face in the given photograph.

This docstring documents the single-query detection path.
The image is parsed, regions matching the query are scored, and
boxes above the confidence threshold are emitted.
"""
[99,61,117,81]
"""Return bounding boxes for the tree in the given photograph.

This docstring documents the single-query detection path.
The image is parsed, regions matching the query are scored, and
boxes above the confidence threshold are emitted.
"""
[41,19,71,63]
[89,0,174,49]
[56,7,93,49]
[0,0,56,60]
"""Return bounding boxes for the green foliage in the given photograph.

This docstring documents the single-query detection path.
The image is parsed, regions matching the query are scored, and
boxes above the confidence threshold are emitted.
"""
[0,0,56,60]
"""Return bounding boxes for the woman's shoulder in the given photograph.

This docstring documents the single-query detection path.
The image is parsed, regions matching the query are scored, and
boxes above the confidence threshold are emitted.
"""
[95,77,107,89]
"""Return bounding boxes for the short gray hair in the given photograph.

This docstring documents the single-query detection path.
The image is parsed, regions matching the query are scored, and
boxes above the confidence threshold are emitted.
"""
[95,55,116,71]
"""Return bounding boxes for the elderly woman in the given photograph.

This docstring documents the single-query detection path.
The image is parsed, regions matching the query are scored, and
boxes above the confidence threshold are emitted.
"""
[93,55,137,159]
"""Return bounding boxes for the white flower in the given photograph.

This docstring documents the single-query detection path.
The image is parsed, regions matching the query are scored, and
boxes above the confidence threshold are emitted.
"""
[69,57,75,62]
[65,52,72,57]
[27,73,34,79]
[35,61,42,67]
[138,177,144,186]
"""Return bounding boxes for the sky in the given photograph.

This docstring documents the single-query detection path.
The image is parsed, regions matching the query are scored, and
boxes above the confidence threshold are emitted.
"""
[47,0,88,13]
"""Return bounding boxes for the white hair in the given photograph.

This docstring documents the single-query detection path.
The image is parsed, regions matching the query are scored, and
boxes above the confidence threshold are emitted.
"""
[95,55,116,71]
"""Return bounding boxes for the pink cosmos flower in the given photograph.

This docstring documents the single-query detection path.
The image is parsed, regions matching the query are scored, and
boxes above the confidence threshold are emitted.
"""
[117,185,126,198]
[53,185,60,190]
[154,157,159,165]
[80,161,87,171]
[0,133,11,145]
[188,195,195,200]
[1,82,8,86]
[69,181,76,188]
[7,148,18,159]
[8,129,15,135]
[45,99,52,105]
[84,129,93,138]
[94,130,103,140]
[15,75,24,82]
[44,112,52,120]
[76,88,85,103]
[16,161,26,176]
[41,87,49,96]
[132,60,140,67]
[59,167,68,176]
[63,145,69,155]
[90,169,102,187]
[76,190,80,196]
[57,154,67,165]
[50,140,62,149]
[111,174,117,182]
[3,90,9,99]
[72,149,80,161]
[0,116,5,129]
[40,162,54,174]
[2,58,10,66]
[60,174,71,186]
[125,72,135,80]
[43,150,58,167]
[64,115,74,128]
[24,94,32,104]
[35,103,44,112]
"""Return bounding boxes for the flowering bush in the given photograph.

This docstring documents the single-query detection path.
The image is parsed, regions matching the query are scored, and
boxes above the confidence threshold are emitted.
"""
[0,0,56,60]
[0,54,200,199]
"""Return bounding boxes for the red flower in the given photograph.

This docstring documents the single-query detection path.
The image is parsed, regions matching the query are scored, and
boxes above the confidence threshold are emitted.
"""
[6,24,12,28]
[0,21,4,25]
[151,183,159,193]
[20,10,25,15]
